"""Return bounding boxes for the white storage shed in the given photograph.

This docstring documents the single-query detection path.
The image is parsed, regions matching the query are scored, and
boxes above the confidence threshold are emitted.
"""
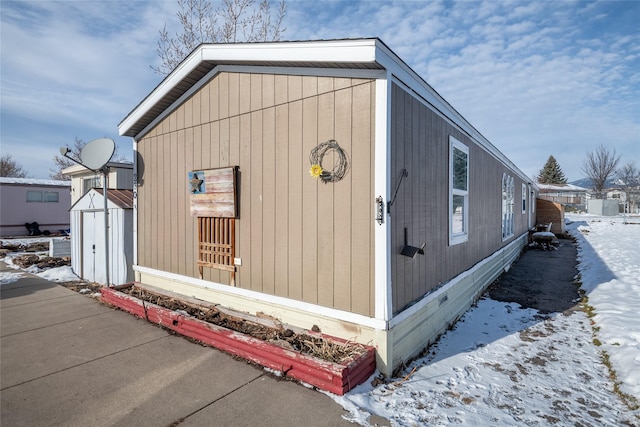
[69,188,134,285]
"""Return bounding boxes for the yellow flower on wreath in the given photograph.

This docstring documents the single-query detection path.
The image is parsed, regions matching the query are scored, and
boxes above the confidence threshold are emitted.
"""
[309,164,323,179]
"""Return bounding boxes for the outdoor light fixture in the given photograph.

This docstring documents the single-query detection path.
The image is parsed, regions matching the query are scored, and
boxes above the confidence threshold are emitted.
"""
[400,227,426,259]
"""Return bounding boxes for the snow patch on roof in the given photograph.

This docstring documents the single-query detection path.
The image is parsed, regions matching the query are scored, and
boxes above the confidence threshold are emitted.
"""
[0,177,71,187]
[537,182,588,191]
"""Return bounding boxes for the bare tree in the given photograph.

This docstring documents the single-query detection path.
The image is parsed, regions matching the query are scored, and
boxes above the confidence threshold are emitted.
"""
[50,137,86,180]
[50,138,129,180]
[0,154,28,178]
[152,0,286,76]
[581,144,621,199]
[616,161,640,213]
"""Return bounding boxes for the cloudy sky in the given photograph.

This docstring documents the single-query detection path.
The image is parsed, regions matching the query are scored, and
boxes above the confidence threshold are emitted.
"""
[1,0,638,181]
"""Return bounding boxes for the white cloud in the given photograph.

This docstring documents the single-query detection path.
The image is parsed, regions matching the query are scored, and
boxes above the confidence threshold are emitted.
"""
[284,0,640,180]
[1,1,174,175]
[1,0,638,181]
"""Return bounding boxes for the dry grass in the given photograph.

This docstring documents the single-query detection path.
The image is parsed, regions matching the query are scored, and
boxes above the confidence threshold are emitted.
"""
[120,285,367,364]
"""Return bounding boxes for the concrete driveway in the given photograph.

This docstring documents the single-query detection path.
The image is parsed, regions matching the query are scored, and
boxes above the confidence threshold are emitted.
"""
[0,263,355,426]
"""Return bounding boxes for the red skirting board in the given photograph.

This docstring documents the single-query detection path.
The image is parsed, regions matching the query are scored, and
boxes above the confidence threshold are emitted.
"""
[101,284,376,395]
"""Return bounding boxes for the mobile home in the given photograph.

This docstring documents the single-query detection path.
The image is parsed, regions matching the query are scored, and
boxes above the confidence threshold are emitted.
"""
[119,39,537,375]
[0,178,71,237]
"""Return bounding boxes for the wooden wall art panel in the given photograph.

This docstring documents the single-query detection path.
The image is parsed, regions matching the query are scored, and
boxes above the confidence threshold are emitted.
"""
[189,166,238,217]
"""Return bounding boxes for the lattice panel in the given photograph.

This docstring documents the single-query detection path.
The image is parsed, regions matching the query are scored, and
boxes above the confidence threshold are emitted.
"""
[197,217,236,276]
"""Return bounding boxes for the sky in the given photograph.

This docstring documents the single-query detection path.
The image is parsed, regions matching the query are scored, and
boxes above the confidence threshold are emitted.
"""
[1,0,639,181]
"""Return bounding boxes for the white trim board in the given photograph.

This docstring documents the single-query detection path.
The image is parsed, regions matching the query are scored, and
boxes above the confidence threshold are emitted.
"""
[389,231,527,329]
[133,264,388,331]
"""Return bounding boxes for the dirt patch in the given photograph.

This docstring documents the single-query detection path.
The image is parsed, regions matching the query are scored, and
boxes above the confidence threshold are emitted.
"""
[119,285,367,364]
[62,282,102,294]
[1,240,68,269]
[11,254,70,269]
[1,240,49,253]
[0,240,49,258]
[486,237,581,313]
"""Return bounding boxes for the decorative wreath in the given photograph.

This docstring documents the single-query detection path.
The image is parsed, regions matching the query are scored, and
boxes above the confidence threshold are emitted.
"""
[308,140,350,184]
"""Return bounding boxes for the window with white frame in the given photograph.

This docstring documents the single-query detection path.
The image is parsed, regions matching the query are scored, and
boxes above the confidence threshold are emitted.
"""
[502,173,514,239]
[449,136,469,245]
[522,183,527,213]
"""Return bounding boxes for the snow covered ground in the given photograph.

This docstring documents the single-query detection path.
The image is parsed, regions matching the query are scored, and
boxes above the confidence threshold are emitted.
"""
[2,215,639,425]
[0,236,80,285]
[332,213,640,426]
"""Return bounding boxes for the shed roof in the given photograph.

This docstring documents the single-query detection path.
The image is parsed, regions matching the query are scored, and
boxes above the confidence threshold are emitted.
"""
[94,189,134,209]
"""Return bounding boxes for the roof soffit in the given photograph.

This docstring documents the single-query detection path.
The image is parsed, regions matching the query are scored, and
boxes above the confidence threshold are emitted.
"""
[118,39,385,138]
[118,38,531,182]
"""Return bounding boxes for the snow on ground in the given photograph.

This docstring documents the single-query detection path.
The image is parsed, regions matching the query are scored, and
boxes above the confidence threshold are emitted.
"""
[1,237,80,283]
[570,214,640,399]
[332,214,639,426]
[0,271,25,286]
[3,216,639,424]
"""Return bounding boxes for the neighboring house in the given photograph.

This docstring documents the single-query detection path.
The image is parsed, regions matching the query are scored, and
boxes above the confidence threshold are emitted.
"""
[69,188,134,285]
[0,177,71,237]
[118,39,538,376]
[605,189,626,211]
[537,183,587,211]
[62,162,133,205]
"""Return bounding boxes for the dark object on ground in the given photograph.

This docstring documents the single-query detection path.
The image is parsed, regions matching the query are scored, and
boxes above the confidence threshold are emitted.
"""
[487,237,580,313]
[24,222,42,236]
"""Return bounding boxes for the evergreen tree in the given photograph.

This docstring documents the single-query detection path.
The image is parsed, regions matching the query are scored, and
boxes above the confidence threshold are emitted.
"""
[537,155,568,184]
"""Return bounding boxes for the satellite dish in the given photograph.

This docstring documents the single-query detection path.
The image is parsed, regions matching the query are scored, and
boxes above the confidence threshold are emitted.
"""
[80,138,115,170]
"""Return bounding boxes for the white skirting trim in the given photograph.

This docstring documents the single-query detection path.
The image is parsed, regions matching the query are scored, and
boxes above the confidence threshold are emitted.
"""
[132,264,387,331]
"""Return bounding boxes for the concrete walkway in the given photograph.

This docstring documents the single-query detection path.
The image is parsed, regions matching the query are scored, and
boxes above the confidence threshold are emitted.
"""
[0,262,354,426]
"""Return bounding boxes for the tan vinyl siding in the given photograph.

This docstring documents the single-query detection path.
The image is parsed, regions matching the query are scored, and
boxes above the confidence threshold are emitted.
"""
[390,83,530,313]
[136,72,376,316]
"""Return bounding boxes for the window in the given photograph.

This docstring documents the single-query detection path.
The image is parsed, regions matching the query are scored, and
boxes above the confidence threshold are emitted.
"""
[522,183,527,213]
[44,191,59,203]
[449,136,469,245]
[502,173,514,239]
[26,191,43,202]
[83,176,101,194]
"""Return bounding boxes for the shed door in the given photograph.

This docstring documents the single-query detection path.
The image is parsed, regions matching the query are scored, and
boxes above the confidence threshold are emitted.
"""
[82,211,106,284]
